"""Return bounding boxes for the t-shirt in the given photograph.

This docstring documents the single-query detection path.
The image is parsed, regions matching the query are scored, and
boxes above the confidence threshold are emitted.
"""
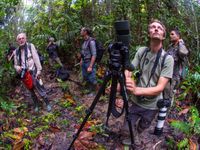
[130,47,174,110]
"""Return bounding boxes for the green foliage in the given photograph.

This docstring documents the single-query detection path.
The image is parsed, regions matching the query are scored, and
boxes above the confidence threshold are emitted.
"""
[179,66,200,102]
[171,106,200,136]
[23,138,32,150]
[177,138,189,150]
[57,79,70,92]
[0,100,15,114]
[171,121,190,135]
[170,106,200,148]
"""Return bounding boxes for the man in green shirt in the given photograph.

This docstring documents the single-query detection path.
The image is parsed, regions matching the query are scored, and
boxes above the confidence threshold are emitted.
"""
[121,19,174,148]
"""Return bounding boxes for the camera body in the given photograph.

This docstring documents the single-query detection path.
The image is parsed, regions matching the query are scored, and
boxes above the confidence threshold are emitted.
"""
[108,20,134,72]
[108,42,133,71]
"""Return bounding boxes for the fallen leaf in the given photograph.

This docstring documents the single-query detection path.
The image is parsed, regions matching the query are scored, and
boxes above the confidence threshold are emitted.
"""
[74,131,98,150]
[178,107,190,116]
[23,119,32,125]
[64,93,76,105]
[7,134,21,140]
[13,139,24,150]
[79,131,96,140]
[49,124,61,133]
[189,138,197,150]
[75,120,101,131]
[67,98,76,105]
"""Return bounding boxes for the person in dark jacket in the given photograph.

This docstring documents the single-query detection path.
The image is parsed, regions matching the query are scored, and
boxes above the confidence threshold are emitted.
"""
[46,37,63,67]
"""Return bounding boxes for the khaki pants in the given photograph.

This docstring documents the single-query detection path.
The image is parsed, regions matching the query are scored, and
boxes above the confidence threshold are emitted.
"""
[49,57,63,67]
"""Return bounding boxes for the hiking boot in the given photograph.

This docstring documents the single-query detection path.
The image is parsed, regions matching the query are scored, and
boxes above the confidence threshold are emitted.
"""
[43,97,51,111]
[46,104,52,112]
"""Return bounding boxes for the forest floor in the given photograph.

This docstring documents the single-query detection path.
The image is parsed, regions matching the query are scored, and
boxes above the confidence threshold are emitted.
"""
[0,64,198,150]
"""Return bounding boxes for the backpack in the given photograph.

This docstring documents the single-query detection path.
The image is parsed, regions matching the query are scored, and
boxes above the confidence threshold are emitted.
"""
[56,67,70,81]
[88,38,105,63]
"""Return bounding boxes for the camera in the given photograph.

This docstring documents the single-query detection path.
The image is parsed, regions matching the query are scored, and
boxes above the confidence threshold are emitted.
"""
[20,68,27,79]
[108,20,134,72]
[154,99,171,136]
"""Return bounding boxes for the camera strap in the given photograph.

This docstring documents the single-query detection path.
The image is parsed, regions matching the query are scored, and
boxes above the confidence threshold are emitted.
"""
[145,48,162,87]
[17,44,28,69]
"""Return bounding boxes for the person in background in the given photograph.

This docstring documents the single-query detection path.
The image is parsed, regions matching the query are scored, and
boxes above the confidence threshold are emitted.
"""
[80,27,97,96]
[7,43,16,62]
[167,28,189,90]
[14,33,51,112]
[46,37,63,67]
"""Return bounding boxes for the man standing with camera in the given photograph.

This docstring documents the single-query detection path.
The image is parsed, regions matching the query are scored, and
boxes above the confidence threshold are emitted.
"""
[80,27,97,96]
[14,33,51,112]
[121,20,174,148]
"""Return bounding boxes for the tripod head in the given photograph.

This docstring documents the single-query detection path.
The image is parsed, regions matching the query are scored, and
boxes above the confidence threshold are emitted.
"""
[108,20,134,72]
[108,42,134,72]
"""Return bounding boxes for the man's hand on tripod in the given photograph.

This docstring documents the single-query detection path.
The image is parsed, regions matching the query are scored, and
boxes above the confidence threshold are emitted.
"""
[126,78,136,94]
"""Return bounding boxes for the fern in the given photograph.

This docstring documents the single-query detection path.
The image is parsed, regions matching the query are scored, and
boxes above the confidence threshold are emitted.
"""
[190,107,200,135]
[171,121,190,135]
[177,138,189,150]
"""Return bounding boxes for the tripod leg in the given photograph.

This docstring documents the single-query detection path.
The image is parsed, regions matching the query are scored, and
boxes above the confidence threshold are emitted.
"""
[68,72,111,150]
[118,73,135,149]
[105,75,118,127]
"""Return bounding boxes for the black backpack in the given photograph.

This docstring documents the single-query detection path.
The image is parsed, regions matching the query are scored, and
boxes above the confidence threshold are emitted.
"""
[88,38,105,63]
[56,67,70,81]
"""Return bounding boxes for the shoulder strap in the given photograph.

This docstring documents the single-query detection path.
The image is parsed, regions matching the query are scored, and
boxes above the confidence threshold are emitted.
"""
[146,48,162,87]
[16,47,21,65]
[87,38,94,50]
[140,47,149,70]
[161,52,168,68]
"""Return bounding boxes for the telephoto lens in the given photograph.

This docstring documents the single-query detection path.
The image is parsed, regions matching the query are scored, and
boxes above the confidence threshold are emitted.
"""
[114,20,130,47]
[154,99,171,136]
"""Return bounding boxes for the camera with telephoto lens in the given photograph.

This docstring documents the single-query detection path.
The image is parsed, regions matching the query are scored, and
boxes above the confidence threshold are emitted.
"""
[108,20,134,72]
[154,99,171,136]
[20,68,27,79]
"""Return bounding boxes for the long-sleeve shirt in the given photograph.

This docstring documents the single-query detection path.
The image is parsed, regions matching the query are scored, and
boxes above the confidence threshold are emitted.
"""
[14,43,42,75]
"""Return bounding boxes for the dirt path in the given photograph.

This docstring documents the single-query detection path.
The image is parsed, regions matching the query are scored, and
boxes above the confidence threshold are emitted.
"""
[0,66,181,150]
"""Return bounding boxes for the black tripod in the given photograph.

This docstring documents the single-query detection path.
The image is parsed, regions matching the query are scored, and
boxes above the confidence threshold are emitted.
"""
[68,68,135,149]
